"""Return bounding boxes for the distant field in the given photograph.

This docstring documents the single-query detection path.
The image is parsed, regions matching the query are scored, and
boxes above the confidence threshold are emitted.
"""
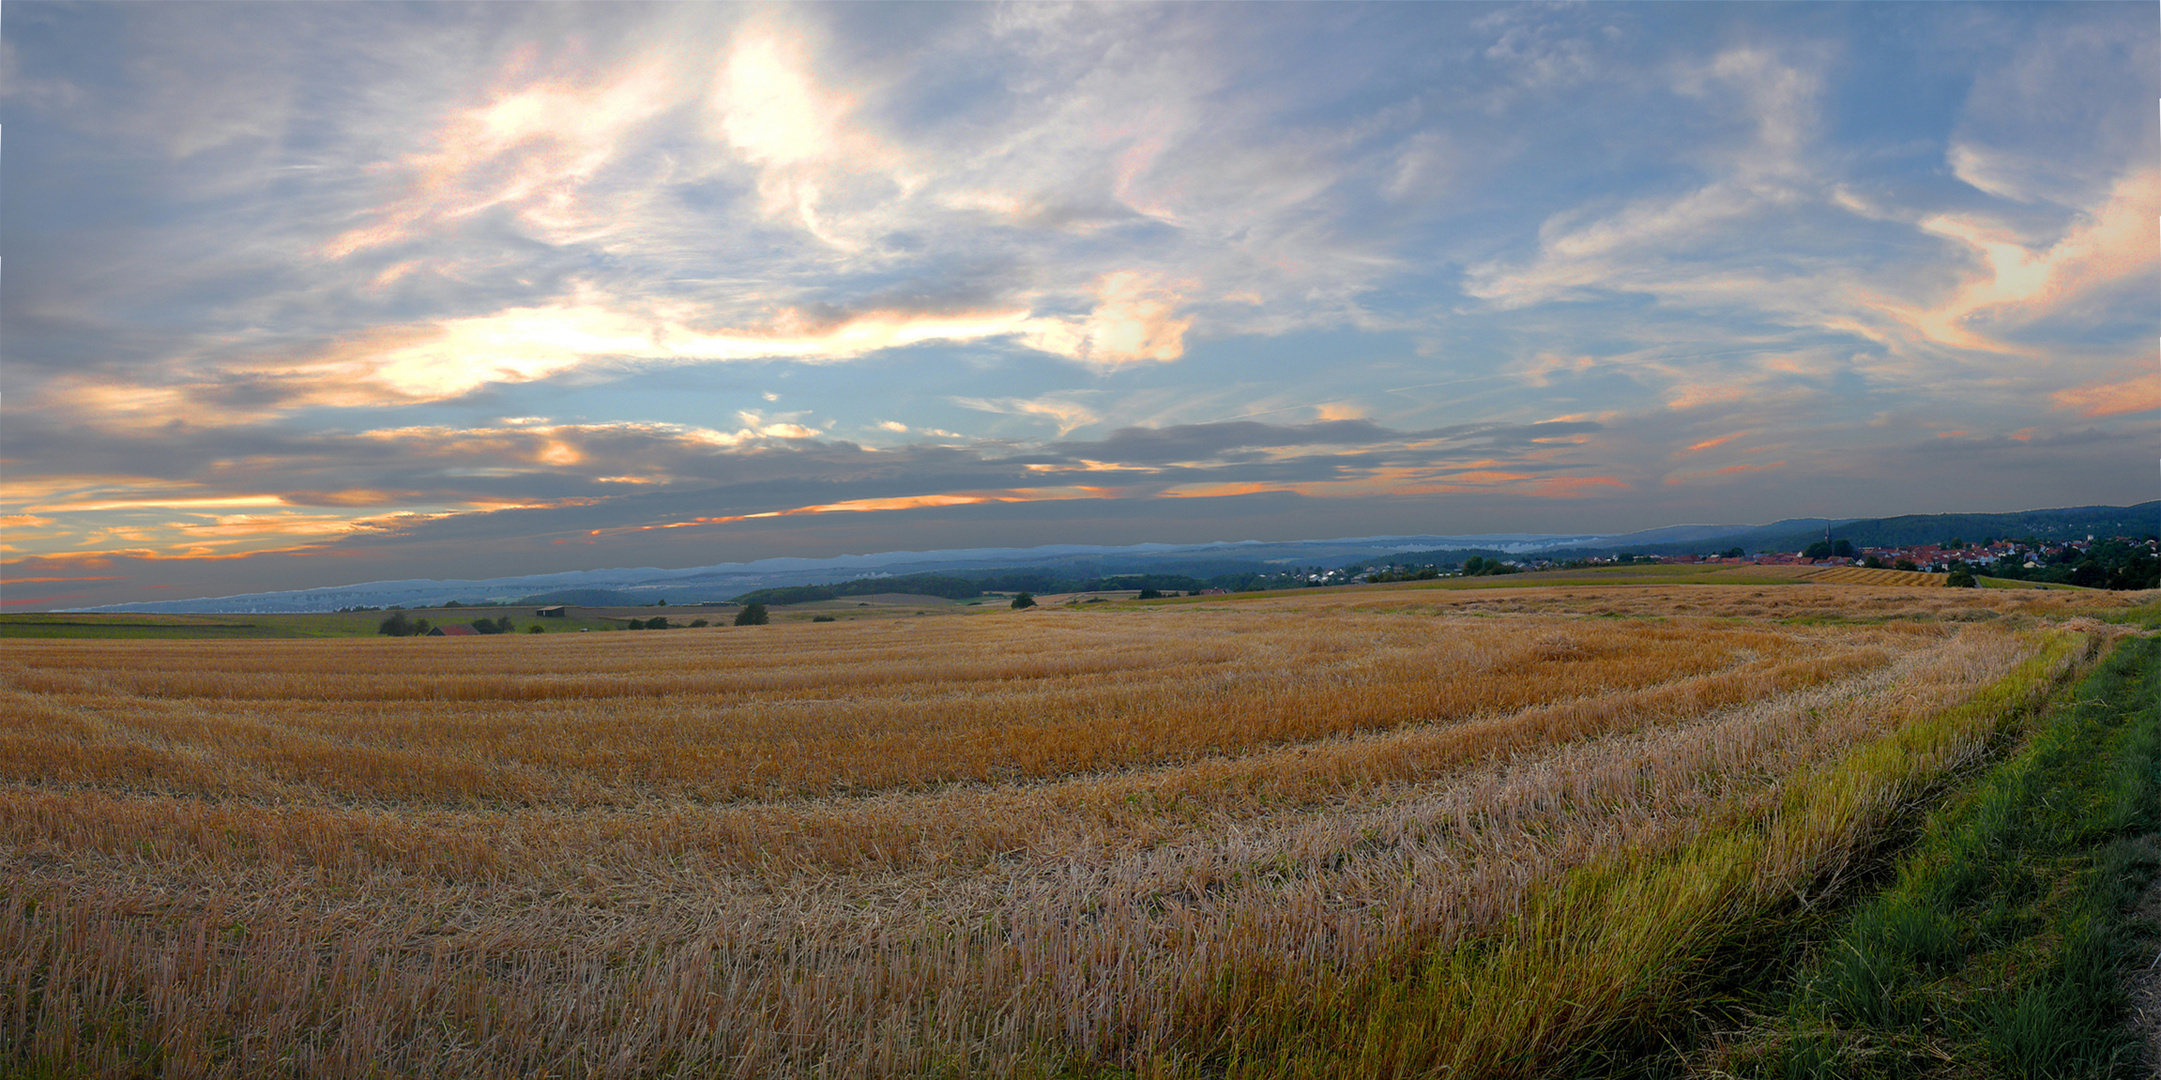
[1,564,2087,640]
[0,594,998,639]
[4,579,2153,1076]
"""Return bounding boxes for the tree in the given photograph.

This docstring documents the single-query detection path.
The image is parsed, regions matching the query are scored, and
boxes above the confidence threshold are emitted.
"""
[625,618,646,630]
[1011,593,1037,610]
[1803,541,1833,560]
[1894,559,1919,572]
[1721,547,1745,559]
[377,612,415,637]
[1832,539,1853,558]
[1137,588,1163,600]
[1862,554,1885,569]
[1944,568,1978,588]
[735,602,769,626]
[646,615,670,630]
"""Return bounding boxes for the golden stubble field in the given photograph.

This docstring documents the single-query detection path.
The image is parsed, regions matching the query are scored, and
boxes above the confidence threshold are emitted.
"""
[1,581,2146,1078]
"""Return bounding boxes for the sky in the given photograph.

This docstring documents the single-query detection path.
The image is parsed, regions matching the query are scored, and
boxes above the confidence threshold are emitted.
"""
[3,2,2157,609]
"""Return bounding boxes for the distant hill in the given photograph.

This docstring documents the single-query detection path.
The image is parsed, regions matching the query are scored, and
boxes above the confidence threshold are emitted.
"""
[1518,503,2160,561]
[1809,503,2161,550]
[515,588,655,608]
[1687,503,2160,557]
[64,502,2159,613]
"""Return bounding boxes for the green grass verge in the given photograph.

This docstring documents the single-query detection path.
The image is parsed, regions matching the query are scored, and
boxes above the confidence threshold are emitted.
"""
[1711,634,2161,1079]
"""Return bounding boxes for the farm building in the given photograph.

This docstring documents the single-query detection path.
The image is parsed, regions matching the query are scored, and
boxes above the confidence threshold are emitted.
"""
[534,606,568,618]
[427,624,482,637]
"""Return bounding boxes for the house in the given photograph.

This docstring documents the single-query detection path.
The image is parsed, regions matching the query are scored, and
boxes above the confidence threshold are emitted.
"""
[428,624,482,637]
[534,605,568,618]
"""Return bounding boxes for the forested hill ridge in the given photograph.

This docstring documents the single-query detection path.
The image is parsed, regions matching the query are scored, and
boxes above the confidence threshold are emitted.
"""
[1526,501,2160,562]
[1742,502,2160,555]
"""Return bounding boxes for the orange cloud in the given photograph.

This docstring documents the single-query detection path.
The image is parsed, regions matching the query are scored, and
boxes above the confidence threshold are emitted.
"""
[2052,369,2161,418]
[1683,432,1746,453]
[1017,272,1193,368]
[580,489,1120,540]
[1665,383,1751,410]
[28,495,287,514]
[1894,169,2161,354]
[348,297,1037,403]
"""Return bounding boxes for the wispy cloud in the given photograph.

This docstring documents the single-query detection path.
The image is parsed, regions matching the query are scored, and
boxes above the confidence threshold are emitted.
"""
[4,3,2154,607]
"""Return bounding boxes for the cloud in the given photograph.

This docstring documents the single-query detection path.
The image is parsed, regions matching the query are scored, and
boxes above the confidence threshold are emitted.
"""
[7,4,2159,609]
[1945,10,2160,207]
[1893,169,2161,354]
[1464,44,1828,312]
[3,415,1621,569]
[1015,271,1194,368]
[2053,369,2161,418]
[951,395,1103,436]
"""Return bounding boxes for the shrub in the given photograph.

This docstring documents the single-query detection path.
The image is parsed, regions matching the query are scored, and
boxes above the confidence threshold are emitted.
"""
[1945,569,1978,588]
[646,616,670,630]
[1011,592,1037,610]
[689,619,710,628]
[525,624,545,634]
[625,618,646,630]
[735,603,769,626]
[1137,588,1163,600]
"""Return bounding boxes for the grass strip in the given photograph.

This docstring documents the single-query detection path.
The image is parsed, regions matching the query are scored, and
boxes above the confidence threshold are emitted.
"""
[1178,630,2096,1080]
[1713,633,2161,1079]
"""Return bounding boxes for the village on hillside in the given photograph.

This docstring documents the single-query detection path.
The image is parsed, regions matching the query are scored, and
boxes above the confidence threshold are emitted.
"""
[1347,534,2161,590]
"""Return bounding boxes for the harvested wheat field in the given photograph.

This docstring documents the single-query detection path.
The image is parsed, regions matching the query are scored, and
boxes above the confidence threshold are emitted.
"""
[2,582,2149,1078]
